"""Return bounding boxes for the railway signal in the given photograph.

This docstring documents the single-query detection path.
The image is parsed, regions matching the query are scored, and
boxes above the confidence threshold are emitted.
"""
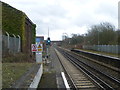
[46,37,51,45]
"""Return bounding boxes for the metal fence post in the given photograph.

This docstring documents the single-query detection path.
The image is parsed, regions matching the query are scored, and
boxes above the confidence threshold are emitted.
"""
[116,45,118,54]
[12,34,16,53]
[17,35,21,52]
[6,32,9,49]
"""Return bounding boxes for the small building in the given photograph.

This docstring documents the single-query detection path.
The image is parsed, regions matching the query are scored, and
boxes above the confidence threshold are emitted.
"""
[2,1,36,59]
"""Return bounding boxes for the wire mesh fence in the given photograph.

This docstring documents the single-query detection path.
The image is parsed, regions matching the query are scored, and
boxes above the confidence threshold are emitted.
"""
[2,34,21,57]
[83,45,120,54]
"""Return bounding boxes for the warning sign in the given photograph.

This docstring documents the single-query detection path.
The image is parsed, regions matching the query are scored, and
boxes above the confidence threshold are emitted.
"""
[31,43,43,52]
[37,43,43,52]
[31,44,37,52]
[38,44,42,48]
[38,48,42,51]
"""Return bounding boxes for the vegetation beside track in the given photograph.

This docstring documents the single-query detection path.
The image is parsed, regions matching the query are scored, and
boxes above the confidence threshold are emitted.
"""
[2,63,35,88]
[76,48,120,58]
[2,1,36,44]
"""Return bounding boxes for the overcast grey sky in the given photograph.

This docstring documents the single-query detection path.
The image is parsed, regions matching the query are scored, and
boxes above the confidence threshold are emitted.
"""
[2,0,119,40]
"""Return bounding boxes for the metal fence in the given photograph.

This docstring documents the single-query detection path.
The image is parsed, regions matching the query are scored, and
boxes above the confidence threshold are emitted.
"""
[83,45,120,54]
[2,32,21,56]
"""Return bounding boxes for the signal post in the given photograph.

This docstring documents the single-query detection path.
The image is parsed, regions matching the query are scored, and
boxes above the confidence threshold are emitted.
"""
[46,37,51,60]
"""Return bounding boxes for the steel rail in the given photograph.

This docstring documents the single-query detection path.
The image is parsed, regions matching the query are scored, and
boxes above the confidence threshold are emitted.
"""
[67,52,120,85]
[54,48,77,89]
[58,48,120,89]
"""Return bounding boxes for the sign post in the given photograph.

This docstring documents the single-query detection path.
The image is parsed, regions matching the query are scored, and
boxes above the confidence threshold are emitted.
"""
[36,43,43,63]
[31,43,43,63]
[32,36,44,63]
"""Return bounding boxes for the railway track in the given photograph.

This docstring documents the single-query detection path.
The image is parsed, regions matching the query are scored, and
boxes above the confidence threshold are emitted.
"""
[55,48,100,89]
[57,47,120,89]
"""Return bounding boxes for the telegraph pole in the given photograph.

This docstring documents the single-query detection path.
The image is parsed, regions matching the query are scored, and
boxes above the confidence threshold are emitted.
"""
[46,27,51,62]
[48,27,49,37]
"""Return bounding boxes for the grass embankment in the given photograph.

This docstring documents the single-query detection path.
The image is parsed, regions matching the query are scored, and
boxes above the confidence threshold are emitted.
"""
[78,49,120,58]
[2,63,34,88]
[2,53,34,63]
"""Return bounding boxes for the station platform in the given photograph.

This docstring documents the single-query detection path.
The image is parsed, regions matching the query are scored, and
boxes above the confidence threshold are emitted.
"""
[75,48,120,59]
[38,46,66,89]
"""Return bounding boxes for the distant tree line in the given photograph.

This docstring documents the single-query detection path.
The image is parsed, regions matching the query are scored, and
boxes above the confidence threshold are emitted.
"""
[62,22,120,46]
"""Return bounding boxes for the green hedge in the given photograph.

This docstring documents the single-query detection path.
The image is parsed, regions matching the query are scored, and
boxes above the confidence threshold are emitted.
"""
[2,2,23,36]
[2,1,36,45]
[32,24,36,43]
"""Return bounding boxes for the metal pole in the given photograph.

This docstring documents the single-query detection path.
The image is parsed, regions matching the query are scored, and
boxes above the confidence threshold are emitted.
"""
[17,35,21,52]
[12,34,16,53]
[48,27,49,37]
[0,33,1,90]
[6,32,9,49]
